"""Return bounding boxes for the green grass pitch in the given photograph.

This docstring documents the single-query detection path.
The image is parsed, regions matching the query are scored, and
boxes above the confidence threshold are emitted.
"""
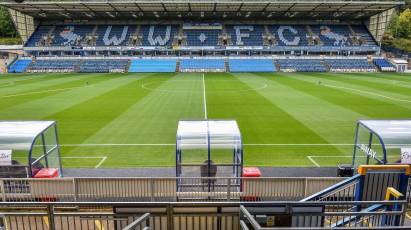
[0,72,410,168]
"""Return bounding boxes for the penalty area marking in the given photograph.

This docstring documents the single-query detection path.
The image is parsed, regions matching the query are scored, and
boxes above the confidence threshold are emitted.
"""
[307,155,365,168]
[63,156,107,169]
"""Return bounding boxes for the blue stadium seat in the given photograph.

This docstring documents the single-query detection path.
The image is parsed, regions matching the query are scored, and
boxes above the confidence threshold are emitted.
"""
[185,29,220,46]
[227,25,264,46]
[79,59,128,73]
[325,59,376,72]
[373,58,396,72]
[277,59,327,72]
[140,25,179,46]
[352,25,377,46]
[271,25,309,46]
[229,59,275,72]
[24,24,378,51]
[8,59,32,73]
[179,59,225,71]
[29,59,80,72]
[129,59,177,72]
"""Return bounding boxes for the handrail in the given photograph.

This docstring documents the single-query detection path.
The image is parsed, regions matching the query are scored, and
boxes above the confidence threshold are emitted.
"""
[358,165,411,176]
[122,213,150,230]
[386,187,404,200]
[300,174,360,201]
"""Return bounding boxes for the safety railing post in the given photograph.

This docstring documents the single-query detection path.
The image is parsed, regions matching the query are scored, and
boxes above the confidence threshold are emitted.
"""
[0,179,5,202]
[167,203,173,230]
[73,178,78,202]
[151,178,155,202]
[304,178,308,197]
[47,204,55,230]
[227,178,231,201]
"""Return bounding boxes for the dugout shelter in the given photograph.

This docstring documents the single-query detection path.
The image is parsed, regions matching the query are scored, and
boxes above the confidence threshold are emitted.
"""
[352,120,411,167]
[0,121,62,178]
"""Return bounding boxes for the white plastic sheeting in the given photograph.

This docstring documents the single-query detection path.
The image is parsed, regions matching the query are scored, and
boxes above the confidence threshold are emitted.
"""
[176,120,242,150]
[0,121,55,150]
[359,120,411,148]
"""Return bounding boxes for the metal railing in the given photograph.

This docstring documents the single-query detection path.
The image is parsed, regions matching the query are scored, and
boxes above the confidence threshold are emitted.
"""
[0,177,343,202]
[239,200,408,229]
[0,200,407,230]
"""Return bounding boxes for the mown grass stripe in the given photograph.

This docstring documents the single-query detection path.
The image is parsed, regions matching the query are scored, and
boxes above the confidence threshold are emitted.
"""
[280,72,411,119]
[49,73,175,149]
[0,74,110,110]
[206,72,338,166]
[308,72,411,100]
[65,73,201,167]
[240,73,363,151]
[0,73,143,120]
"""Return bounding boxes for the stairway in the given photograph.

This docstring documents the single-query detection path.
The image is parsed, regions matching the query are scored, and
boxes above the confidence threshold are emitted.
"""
[224,59,229,72]
[176,59,180,72]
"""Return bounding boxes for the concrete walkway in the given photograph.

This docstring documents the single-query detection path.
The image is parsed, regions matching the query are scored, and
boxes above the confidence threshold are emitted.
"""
[63,167,338,177]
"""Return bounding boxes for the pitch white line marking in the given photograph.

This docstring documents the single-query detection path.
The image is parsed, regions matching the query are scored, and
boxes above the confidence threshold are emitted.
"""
[13,156,107,168]
[58,143,411,147]
[307,156,320,167]
[307,155,367,168]
[0,86,87,99]
[94,156,107,168]
[59,143,357,147]
[202,73,207,119]
[323,83,411,103]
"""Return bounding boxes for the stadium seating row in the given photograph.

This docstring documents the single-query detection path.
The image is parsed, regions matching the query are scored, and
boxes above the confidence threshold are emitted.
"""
[79,59,129,73]
[26,24,377,48]
[7,60,32,73]
[277,59,327,72]
[9,58,387,73]
[326,59,376,72]
[373,58,396,72]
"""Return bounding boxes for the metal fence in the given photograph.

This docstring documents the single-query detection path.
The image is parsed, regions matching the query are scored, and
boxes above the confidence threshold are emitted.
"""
[0,200,407,230]
[239,201,408,229]
[0,177,344,202]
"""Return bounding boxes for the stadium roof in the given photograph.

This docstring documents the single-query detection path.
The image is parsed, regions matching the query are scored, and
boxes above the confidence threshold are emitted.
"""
[0,0,404,20]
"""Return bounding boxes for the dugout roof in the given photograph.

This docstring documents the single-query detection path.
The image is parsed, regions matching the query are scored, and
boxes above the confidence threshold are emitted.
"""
[0,121,56,150]
[358,120,411,148]
[176,120,242,150]
[0,0,404,20]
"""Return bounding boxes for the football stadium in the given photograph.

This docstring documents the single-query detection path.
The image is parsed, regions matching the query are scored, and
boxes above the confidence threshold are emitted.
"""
[0,0,411,229]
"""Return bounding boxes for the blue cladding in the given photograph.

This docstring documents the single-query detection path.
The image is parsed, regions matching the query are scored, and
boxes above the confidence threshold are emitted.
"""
[229,59,275,72]
[8,60,32,73]
[129,60,177,72]
[180,59,225,70]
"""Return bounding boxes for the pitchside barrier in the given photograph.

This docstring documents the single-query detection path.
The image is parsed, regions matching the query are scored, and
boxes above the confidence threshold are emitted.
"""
[0,177,343,202]
[4,176,411,206]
